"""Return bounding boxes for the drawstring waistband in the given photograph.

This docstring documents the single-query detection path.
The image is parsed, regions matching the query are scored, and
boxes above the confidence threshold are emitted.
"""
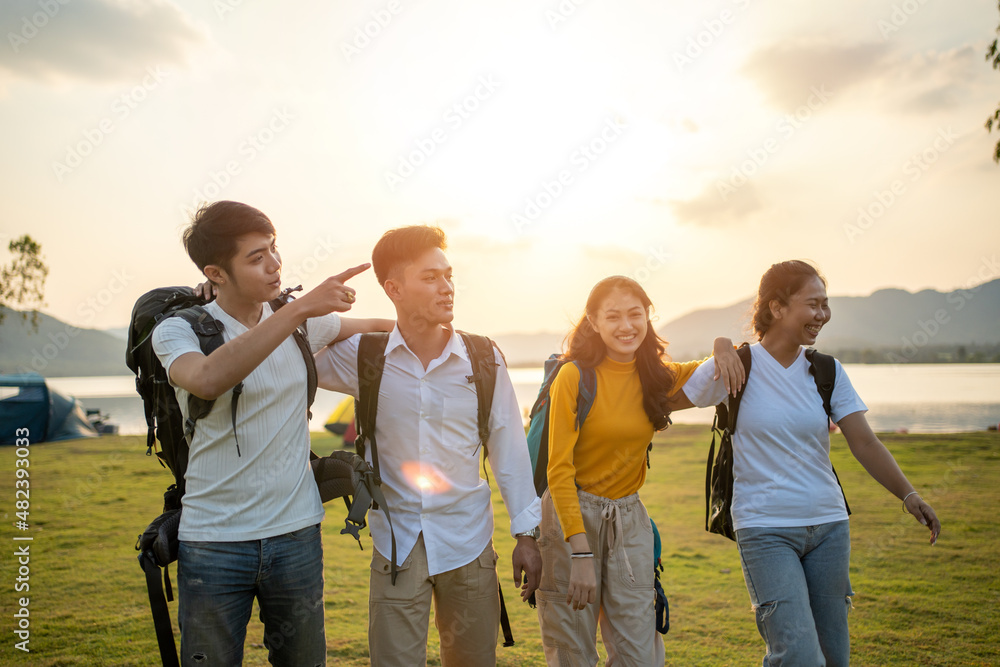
[601,500,635,584]
[576,489,642,584]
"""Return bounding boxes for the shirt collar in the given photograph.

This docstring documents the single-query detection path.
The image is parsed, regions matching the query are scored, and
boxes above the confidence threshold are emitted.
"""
[385,323,467,366]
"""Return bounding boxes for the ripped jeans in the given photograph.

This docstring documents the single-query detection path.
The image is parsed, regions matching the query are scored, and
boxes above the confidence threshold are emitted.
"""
[736,521,854,667]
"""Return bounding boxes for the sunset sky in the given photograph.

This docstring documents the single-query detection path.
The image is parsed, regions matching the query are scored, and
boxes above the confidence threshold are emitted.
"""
[1,0,998,337]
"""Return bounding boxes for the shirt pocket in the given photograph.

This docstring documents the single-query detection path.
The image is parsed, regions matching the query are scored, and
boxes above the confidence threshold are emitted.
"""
[440,390,482,456]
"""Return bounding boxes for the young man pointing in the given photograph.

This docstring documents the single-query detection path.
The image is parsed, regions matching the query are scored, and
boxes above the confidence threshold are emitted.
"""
[153,201,391,666]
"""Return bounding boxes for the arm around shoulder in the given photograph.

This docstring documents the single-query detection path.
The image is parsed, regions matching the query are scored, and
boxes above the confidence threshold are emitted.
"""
[334,317,395,342]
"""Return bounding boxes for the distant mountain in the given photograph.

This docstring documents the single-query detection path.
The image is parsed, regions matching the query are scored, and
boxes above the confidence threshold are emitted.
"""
[658,279,1000,360]
[656,299,754,360]
[2,279,997,375]
[492,278,1000,365]
[102,327,129,341]
[0,308,127,377]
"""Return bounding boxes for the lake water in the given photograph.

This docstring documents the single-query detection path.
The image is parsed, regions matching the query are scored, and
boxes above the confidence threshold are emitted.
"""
[49,364,1000,436]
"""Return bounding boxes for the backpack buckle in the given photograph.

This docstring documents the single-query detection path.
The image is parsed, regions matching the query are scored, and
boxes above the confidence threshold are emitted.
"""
[340,519,364,543]
[191,319,223,336]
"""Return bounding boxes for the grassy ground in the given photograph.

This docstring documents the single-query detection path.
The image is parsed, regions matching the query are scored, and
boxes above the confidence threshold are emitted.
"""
[0,425,997,666]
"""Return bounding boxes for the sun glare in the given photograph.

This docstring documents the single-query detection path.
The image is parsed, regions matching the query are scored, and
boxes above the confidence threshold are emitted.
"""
[400,461,452,495]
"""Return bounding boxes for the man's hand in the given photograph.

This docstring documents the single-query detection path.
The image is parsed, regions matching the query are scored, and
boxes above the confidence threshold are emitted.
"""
[512,536,542,602]
[297,263,370,317]
[193,281,216,301]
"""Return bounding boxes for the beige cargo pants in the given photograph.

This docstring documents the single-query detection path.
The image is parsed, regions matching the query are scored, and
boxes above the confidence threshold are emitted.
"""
[536,489,658,666]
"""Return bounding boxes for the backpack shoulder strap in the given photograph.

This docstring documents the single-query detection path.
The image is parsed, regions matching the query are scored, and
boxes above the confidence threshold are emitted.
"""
[170,305,224,352]
[804,348,836,418]
[458,331,499,455]
[356,332,390,478]
[724,343,753,432]
[453,333,515,648]
[573,362,598,431]
[168,306,245,456]
[705,343,751,540]
[805,347,851,515]
[269,297,318,417]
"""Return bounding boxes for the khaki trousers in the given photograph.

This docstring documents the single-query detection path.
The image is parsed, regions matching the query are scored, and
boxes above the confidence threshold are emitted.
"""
[368,533,500,667]
[537,489,657,666]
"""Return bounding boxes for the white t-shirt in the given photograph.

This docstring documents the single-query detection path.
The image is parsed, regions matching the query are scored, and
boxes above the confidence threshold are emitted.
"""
[682,344,867,530]
[152,300,340,541]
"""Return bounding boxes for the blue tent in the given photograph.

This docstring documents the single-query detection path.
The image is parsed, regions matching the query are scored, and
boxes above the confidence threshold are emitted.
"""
[0,373,98,445]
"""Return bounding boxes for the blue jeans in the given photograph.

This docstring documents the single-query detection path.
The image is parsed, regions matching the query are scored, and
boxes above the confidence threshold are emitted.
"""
[736,521,854,667]
[177,524,326,667]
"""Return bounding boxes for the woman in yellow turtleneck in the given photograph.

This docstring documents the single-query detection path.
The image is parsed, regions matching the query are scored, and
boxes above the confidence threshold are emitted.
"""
[535,276,743,666]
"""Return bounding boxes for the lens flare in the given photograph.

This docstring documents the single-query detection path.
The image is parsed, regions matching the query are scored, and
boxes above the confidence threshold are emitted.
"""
[400,461,451,494]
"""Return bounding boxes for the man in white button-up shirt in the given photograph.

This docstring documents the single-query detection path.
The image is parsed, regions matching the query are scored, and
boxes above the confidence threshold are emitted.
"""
[315,225,542,666]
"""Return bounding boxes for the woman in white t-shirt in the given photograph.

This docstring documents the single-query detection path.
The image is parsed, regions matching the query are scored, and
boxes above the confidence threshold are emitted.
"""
[682,260,941,667]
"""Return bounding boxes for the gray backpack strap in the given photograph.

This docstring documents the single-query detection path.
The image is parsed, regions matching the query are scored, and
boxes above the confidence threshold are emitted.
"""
[457,331,499,457]
[269,287,317,419]
[805,348,851,516]
[457,332,517,646]
[353,332,395,582]
[355,332,390,480]
[170,307,244,457]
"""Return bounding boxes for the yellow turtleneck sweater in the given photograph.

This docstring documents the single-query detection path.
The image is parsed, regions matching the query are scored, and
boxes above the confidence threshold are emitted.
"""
[546,355,703,540]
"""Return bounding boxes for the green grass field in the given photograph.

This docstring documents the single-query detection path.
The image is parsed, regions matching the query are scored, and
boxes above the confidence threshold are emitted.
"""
[1,425,997,666]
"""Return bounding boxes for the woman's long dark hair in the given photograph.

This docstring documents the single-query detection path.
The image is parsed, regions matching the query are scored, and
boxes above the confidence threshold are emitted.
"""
[563,276,675,431]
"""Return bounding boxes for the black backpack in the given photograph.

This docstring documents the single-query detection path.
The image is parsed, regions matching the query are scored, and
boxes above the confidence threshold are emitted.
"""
[353,330,519,646]
[705,344,851,541]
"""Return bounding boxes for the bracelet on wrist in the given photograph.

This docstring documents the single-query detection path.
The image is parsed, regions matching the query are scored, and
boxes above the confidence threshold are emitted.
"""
[570,552,594,559]
[901,491,920,512]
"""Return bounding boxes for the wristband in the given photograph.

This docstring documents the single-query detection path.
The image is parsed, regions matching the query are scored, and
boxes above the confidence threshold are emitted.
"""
[570,552,594,559]
[901,491,919,512]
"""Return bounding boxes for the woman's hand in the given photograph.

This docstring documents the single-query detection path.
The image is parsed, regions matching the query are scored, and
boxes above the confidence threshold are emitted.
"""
[567,557,597,610]
[565,532,596,610]
[840,412,942,546]
[712,337,745,396]
[903,493,942,545]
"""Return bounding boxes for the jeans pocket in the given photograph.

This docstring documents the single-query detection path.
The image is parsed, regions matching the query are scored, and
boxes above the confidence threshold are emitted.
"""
[284,523,321,542]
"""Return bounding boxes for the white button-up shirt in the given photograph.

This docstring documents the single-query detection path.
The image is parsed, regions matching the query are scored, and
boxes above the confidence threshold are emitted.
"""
[314,325,542,575]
